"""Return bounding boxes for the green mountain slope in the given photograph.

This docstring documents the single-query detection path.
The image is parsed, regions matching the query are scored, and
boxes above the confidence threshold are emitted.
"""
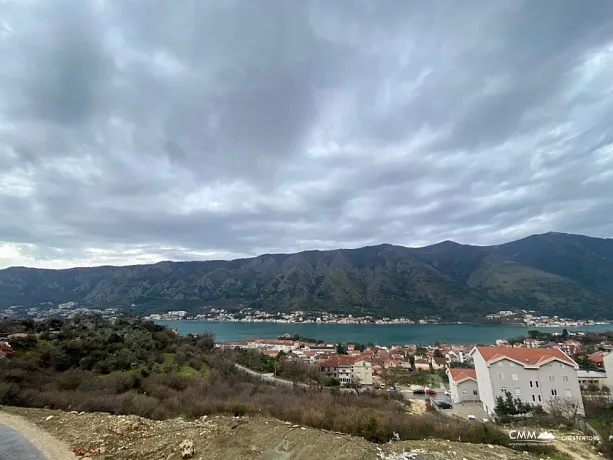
[0,233,612,320]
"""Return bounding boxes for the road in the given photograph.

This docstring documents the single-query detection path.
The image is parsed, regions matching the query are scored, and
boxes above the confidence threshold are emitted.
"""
[0,423,46,460]
[0,411,74,460]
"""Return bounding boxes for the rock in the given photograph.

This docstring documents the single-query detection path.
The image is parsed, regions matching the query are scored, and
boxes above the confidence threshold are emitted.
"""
[95,447,106,454]
[45,415,54,421]
[179,440,195,459]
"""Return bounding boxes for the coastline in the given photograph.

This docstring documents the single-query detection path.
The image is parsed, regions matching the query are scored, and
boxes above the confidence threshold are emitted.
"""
[154,320,613,345]
[151,318,612,328]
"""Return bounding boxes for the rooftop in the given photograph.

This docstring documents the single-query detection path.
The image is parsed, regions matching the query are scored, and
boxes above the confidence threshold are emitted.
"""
[473,346,577,367]
[448,368,477,382]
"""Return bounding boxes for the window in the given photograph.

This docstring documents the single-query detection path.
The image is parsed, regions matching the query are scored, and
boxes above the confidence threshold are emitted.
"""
[532,395,536,402]
[498,373,505,380]
[529,381,533,387]
[535,381,539,388]
[549,375,555,382]
[562,376,569,382]
[564,389,572,398]
[551,389,557,396]
[501,387,507,394]
[514,388,521,396]
[473,389,478,396]
[538,395,542,402]
[512,374,518,381]
[497,362,503,367]
[462,390,467,395]
[509,362,515,367]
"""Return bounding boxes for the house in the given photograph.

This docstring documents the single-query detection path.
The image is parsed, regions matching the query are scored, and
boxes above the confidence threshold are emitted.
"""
[470,346,584,417]
[318,356,373,386]
[430,357,448,370]
[414,358,430,371]
[0,341,14,358]
[577,370,608,392]
[588,351,605,368]
[447,368,479,403]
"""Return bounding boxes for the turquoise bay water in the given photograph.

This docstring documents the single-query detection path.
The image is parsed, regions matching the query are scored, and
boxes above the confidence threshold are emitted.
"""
[156,320,613,346]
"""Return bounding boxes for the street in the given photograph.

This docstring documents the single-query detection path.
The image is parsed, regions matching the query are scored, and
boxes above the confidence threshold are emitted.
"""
[0,423,46,460]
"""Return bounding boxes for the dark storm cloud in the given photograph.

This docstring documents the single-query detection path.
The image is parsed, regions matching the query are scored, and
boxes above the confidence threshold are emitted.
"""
[1,0,613,268]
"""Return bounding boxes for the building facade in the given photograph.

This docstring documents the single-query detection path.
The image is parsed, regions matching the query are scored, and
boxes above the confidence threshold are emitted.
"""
[319,356,373,386]
[447,368,480,403]
[470,346,584,417]
[604,351,613,391]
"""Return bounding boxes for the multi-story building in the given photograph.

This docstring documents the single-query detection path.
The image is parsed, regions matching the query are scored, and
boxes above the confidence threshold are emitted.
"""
[447,368,480,404]
[470,346,584,416]
[604,351,613,390]
[318,356,373,386]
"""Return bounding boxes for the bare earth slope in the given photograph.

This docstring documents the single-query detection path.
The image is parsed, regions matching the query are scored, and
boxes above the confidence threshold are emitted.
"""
[0,406,535,460]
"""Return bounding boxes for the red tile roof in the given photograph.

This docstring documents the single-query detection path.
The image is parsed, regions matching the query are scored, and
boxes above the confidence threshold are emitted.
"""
[589,351,605,364]
[474,346,576,367]
[318,355,359,368]
[448,368,476,382]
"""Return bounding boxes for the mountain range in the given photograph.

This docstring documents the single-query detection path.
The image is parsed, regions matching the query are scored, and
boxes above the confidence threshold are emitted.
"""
[0,232,612,321]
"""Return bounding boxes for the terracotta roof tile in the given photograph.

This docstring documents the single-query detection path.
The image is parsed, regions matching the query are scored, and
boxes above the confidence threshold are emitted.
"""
[474,346,576,367]
[448,368,476,382]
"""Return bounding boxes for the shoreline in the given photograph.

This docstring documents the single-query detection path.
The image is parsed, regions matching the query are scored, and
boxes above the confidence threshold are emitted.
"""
[153,318,612,328]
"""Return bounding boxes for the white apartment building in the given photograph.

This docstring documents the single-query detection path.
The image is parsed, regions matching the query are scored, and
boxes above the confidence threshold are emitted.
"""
[470,346,584,416]
[604,351,613,390]
[447,368,480,403]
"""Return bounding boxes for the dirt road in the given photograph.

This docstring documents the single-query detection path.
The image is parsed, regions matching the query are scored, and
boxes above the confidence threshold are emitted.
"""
[0,411,75,460]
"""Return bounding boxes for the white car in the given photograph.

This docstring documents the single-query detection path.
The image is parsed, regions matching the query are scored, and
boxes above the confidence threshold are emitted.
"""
[444,390,451,396]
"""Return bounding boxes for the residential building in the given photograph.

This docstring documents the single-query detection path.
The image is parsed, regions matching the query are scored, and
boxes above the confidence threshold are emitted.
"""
[604,352,613,390]
[447,368,480,403]
[588,351,605,368]
[318,356,373,386]
[577,370,608,392]
[470,346,584,417]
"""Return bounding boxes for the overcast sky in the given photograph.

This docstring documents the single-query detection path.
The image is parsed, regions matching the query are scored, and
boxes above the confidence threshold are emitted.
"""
[1,0,613,269]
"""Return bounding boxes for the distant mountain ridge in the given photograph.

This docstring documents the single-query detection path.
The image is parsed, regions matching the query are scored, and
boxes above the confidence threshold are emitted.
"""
[1,232,612,320]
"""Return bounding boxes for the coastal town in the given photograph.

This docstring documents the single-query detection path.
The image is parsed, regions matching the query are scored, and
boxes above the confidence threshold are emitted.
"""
[214,329,613,423]
[146,306,608,328]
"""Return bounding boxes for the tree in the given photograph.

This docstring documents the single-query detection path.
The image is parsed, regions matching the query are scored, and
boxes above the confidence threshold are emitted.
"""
[196,331,215,351]
[494,391,536,418]
[561,328,569,340]
[336,343,347,355]
[408,354,415,370]
[433,349,443,358]
[349,376,362,395]
[546,397,583,423]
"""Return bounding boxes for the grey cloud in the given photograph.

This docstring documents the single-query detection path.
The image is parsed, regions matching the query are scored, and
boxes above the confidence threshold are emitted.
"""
[1,0,613,269]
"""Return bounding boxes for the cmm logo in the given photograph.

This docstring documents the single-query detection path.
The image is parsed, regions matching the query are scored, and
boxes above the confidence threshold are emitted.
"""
[509,430,555,441]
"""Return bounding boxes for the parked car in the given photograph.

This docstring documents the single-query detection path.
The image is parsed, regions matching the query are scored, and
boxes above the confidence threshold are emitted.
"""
[436,401,453,409]
[426,388,437,397]
[387,387,396,392]
[412,388,425,395]
[467,415,476,421]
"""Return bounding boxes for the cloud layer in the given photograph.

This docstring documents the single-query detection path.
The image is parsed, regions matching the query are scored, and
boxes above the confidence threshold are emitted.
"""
[1,0,613,268]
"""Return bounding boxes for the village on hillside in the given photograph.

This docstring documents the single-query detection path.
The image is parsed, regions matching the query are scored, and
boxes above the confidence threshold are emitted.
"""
[214,330,613,423]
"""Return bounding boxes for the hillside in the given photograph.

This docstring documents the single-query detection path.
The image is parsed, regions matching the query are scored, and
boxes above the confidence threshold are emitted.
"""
[0,232,612,320]
[0,407,541,460]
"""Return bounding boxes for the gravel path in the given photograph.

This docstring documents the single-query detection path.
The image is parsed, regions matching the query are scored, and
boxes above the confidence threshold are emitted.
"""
[0,411,75,460]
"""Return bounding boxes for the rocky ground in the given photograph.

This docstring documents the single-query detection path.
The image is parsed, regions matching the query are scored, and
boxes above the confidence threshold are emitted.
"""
[0,406,590,460]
